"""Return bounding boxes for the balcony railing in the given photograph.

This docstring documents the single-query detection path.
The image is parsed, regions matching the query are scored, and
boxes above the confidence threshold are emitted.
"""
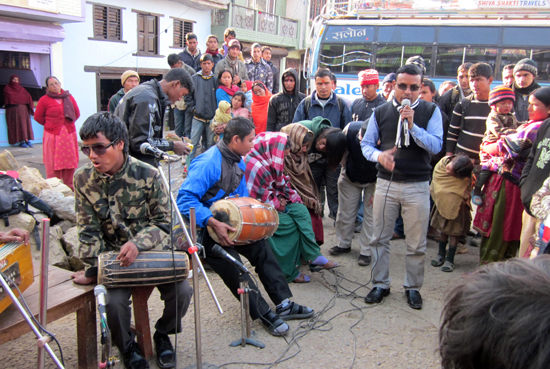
[212,4,300,47]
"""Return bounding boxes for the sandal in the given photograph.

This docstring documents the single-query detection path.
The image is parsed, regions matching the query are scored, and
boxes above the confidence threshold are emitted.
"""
[293,273,310,283]
[431,255,445,267]
[441,260,454,272]
[276,301,314,321]
[260,310,289,336]
[309,260,339,272]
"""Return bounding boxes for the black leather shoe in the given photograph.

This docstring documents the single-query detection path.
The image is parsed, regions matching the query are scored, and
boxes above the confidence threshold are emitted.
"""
[405,290,423,310]
[364,287,390,304]
[122,341,149,369]
[329,246,351,256]
[154,332,175,368]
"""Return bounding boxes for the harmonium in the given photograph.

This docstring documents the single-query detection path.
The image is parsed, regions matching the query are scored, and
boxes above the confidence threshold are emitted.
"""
[0,241,34,314]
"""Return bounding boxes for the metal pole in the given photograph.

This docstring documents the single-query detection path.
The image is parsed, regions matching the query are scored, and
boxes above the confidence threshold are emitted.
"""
[0,273,64,369]
[239,280,247,347]
[38,218,50,369]
[157,163,223,313]
[190,208,202,369]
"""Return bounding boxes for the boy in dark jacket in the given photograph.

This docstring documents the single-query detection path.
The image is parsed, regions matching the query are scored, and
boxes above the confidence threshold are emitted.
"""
[266,68,305,132]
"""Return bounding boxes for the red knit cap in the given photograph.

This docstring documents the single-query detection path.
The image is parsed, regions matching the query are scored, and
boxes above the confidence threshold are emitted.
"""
[359,69,379,86]
[488,86,515,106]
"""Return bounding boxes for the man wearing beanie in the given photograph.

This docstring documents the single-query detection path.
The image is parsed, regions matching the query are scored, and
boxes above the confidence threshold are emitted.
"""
[352,69,386,123]
[108,70,140,112]
[214,39,248,87]
[513,58,540,122]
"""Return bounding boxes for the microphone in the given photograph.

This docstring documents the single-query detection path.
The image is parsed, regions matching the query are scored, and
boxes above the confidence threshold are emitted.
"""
[94,285,109,340]
[211,244,249,274]
[140,142,168,160]
[401,98,411,129]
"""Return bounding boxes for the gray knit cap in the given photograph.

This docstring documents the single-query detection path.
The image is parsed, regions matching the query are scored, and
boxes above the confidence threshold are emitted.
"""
[513,58,538,77]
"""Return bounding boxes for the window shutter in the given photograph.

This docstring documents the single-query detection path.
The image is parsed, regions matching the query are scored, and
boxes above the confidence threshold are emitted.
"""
[183,21,193,42]
[137,13,146,53]
[174,19,183,48]
[146,15,157,54]
[107,7,121,40]
[93,5,107,39]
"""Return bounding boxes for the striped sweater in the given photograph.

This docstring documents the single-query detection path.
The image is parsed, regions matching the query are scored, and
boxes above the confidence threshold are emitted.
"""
[447,97,492,161]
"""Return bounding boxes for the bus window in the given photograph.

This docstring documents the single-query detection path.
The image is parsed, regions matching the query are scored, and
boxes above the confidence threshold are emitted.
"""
[465,48,498,72]
[319,43,372,74]
[503,28,550,47]
[435,47,464,77]
[375,45,404,74]
[533,49,550,82]
[402,46,432,75]
[438,27,499,46]
[378,26,435,44]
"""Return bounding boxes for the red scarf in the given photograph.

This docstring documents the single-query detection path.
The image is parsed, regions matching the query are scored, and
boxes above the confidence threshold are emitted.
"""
[4,75,33,108]
[251,81,272,134]
[206,49,219,56]
[220,84,239,96]
[46,89,77,122]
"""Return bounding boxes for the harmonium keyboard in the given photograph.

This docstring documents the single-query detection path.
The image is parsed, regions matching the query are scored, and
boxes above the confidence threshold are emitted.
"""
[0,241,33,314]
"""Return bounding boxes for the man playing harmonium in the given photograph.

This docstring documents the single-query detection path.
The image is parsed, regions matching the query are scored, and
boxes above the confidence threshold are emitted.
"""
[71,112,192,369]
[177,117,314,337]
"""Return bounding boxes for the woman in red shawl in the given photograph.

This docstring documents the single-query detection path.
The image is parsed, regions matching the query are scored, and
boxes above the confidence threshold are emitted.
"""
[34,76,80,190]
[251,81,271,134]
[4,75,34,147]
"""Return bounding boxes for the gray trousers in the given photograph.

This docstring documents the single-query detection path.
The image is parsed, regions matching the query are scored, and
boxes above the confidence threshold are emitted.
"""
[105,279,193,353]
[369,178,430,290]
[335,171,375,256]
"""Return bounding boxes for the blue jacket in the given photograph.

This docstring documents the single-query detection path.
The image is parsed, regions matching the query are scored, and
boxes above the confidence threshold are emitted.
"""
[216,88,232,106]
[292,91,351,129]
[177,146,248,228]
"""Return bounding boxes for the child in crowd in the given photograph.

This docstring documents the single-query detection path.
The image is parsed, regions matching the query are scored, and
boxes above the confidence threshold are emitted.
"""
[431,154,475,272]
[209,101,232,143]
[251,81,272,134]
[216,69,239,105]
[473,86,518,205]
[231,91,250,119]
[241,80,253,111]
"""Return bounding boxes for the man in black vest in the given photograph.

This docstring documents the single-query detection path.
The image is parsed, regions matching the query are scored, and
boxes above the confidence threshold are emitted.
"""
[360,64,443,310]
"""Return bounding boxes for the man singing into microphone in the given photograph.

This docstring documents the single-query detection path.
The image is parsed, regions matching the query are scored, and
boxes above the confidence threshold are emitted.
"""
[360,64,442,310]
[115,68,193,166]
[177,117,314,337]
[71,112,192,369]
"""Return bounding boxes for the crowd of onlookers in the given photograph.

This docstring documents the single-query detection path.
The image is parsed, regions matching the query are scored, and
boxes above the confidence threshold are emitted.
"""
[104,28,550,295]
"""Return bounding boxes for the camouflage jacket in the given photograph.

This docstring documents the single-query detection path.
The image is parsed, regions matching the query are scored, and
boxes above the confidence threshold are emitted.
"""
[245,58,273,93]
[74,155,170,272]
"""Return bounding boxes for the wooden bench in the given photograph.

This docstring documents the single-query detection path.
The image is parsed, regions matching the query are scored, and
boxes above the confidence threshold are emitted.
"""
[0,266,97,368]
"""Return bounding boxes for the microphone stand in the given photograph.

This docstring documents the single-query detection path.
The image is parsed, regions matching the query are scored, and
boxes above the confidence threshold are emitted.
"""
[156,158,222,369]
[229,271,265,349]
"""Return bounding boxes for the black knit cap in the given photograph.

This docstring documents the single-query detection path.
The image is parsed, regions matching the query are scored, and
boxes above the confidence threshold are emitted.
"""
[513,58,538,77]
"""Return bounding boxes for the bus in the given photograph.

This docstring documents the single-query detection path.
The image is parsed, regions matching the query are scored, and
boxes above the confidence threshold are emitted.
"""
[304,1,550,101]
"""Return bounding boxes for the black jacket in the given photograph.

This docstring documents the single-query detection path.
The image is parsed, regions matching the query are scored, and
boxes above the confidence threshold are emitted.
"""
[520,118,550,216]
[266,68,306,132]
[114,80,174,165]
[179,48,201,71]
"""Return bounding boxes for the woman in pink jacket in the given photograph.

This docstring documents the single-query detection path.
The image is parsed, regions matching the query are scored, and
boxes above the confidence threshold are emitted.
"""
[34,76,80,190]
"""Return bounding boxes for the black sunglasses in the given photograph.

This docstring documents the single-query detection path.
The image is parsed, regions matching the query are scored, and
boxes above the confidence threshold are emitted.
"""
[81,142,115,156]
[396,83,421,92]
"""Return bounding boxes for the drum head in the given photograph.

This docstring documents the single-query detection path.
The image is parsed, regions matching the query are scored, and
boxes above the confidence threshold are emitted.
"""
[207,199,243,244]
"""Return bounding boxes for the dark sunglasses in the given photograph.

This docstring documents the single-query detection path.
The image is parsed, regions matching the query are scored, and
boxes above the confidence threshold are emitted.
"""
[396,83,421,92]
[81,142,115,156]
